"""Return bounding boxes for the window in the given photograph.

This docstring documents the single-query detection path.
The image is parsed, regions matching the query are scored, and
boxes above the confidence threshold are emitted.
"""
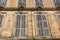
[56,15,60,22]
[35,0,43,8]
[15,12,27,38]
[35,12,50,38]
[0,0,7,7]
[0,14,4,27]
[53,0,60,7]
[55,13,60,30]
[0,13,4,37]
[18,0,26,8]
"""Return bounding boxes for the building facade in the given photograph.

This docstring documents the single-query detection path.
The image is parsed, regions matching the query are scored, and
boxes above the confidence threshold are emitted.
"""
[0,0,60,40]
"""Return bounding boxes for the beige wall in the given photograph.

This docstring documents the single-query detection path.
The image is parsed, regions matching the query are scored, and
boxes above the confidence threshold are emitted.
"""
[5,0,53,8]
[0,11,60,38]
[43,0,53,8]
[0,0,60,39]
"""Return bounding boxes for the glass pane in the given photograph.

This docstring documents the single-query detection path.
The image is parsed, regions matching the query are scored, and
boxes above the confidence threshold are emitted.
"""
[39,29,43,36]
[15,13,27,38]
[37,22,42,28]
[21,15,26,28]
[0,15,4,27]
[36,15,41,21]
[35,0,39,2]
[39,0,43,7]
[18,0,26,7]
[35,0,43,7]
[16,15,21,28]
[36,2,39,7]
[53,0,60,7]
[36,13,50,37]
[23,0,26,2]
[18,0,22,2]
[43,22,48,28]
[57,15,60,21]
[22,15,26,21]
[21,22,26,28]
[15,29,20,37]
[39,0,42,2]
[0,0,7,7]
[42,15,46,20]
[39,3,43,7]
[18,2,22,7]
[22,2,26,7]
[44,29,50,36]
[21,29,25,37]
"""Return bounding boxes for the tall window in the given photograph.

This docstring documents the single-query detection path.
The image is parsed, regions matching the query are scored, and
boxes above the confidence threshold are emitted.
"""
[35,0,43,8]
[55,13,60,30]
[18,0,26,8]
[35,12,50,38]
[15,12,27,38]
[0,0,7,7]
[0,14,4,36]
[53,0,60,7]
[0,14,4,27]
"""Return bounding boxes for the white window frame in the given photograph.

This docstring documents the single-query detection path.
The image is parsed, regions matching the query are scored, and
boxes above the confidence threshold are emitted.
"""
[18,0,26,8]
[14,13,27,38]
[0,14,4,27]
[35,0,43,8]
[34,13,51,38]
[0,0,7,7]
[55,13,60,30]
[0,12,6,37]
[53,0,60,7]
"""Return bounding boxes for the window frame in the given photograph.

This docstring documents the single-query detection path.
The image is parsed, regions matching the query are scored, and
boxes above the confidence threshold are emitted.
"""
[55,13,60,30]
[18,0,26,8]
[0,12,6,37]
[0,0,7,7]
[35,0,43,8]
[53,0,60,8]
[34,12,51,38]
[14,13,27,38]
